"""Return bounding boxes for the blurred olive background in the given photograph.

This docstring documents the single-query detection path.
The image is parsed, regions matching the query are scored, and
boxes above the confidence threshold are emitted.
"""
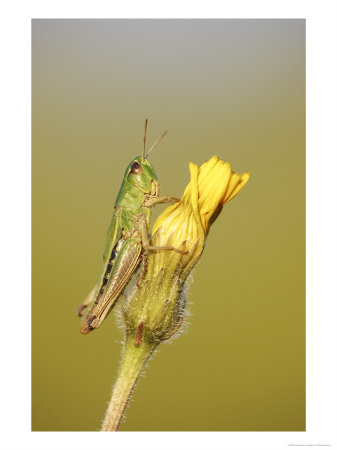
[32,19,305,431]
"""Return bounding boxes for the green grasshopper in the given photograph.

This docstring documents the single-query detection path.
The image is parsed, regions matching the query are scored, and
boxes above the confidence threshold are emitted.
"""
[78,120,185,334]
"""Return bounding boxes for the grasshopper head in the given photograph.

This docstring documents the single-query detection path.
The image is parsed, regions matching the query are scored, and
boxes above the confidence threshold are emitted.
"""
[125,156,159,197]
[123,121,167,199]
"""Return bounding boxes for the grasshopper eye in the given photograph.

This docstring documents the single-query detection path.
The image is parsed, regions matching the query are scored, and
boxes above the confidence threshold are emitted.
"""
[130,161,143,174]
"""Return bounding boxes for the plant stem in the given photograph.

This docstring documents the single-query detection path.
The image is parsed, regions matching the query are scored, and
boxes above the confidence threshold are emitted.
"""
[101,336,157,431]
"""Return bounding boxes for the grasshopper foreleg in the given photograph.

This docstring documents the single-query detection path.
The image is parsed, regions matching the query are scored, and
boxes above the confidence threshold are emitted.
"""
[143,195,180,207]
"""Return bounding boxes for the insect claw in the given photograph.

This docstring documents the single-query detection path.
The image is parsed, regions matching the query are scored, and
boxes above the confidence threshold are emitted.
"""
[177,248,189,254]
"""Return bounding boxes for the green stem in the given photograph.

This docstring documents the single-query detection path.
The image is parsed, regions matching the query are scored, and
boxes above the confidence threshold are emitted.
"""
[101,336,157,431]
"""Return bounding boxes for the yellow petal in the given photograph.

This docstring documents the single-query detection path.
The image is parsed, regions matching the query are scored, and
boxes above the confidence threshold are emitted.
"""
[225,172,250,203]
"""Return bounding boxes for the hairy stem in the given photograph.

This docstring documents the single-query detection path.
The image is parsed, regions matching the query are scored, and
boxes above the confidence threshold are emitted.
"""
[101,336,157,431]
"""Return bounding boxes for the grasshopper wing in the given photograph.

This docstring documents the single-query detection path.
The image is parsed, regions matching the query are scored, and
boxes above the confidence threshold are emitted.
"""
[80,238,142,334]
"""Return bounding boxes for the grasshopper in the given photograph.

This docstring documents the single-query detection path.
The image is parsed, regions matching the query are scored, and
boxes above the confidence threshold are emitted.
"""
[78,120,185,334]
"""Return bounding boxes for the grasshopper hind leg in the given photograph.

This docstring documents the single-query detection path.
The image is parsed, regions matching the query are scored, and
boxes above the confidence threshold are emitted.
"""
[136,254,148,287]
[136,213,188,255]
[77,285,97,317]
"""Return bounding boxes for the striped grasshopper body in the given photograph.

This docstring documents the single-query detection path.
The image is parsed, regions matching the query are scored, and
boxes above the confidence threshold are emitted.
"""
[78,123,181,334]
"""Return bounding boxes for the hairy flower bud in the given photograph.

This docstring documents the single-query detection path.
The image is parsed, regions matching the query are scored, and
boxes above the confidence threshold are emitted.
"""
[122,156,250,346]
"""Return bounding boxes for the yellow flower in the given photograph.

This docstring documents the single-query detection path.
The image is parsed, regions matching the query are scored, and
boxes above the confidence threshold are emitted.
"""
[150,155,250,279]
[122,156,250,345]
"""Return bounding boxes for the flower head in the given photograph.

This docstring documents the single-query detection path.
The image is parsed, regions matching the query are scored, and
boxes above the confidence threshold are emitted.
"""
[150,155,250,278]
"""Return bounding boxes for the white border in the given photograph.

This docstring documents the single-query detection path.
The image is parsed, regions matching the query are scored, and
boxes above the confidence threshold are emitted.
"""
[0,1,336,449]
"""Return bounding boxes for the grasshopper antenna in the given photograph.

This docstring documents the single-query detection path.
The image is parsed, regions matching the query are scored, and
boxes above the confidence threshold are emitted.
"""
[142,118,148,162]
[145,129,168,159]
